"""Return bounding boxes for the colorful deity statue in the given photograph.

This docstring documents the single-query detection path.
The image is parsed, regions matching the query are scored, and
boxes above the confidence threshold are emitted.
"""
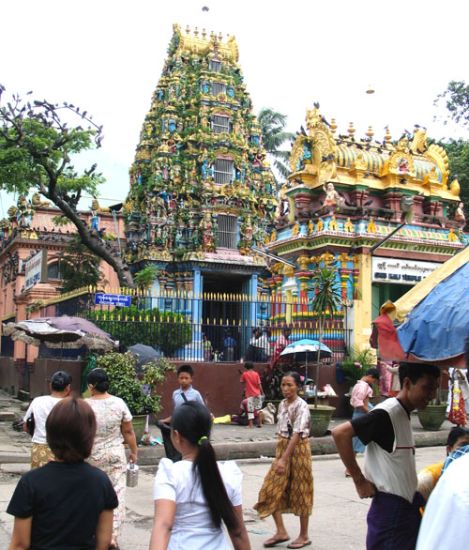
[201,211,215,252]
[323,182,345,209]
[454,202,466,226]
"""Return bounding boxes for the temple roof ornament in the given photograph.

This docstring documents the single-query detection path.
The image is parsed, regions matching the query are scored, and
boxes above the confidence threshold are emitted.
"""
[171,23,239,63]
[287,104,456,202]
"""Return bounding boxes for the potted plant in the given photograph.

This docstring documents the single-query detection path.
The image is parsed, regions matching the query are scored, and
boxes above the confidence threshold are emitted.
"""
[417,375,447,431]
[96,351,174,440]
[309,266,342,436]
[339,347,375,388]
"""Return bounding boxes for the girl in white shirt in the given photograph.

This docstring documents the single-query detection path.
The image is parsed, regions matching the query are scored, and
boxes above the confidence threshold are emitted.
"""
[149,401,251,550]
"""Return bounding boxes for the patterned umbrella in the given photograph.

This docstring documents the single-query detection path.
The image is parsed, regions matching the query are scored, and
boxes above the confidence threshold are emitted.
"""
[3,316,117,351]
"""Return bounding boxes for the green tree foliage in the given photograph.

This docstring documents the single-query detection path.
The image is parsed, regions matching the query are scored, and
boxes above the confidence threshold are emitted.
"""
[435,80,469,127]
[0,87,133,287]
[96,352,174,414]
[310,266,342,407]
[439,139,469,221]
[134,265,159,292]
[258,107,294,185]
[88,306,192,357]
[59,236,103,293]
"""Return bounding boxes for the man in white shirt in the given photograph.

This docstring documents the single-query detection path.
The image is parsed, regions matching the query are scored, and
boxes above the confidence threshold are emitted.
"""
[23,370,72,468]
[417,443,469,549]
[332,363,440,550]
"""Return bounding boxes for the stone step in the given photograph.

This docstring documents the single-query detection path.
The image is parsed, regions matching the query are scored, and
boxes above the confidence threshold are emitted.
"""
[0,412,16,422]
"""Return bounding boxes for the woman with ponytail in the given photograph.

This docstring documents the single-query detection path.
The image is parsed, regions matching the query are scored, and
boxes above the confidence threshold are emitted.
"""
[149,401,251,550]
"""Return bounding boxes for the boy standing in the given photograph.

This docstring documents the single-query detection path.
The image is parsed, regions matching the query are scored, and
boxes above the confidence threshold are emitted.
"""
[240,362,263,428]
[158,364,205,460]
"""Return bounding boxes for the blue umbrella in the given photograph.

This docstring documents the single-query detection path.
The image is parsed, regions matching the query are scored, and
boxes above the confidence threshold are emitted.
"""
[280,338,333,357]
[280,338,333,381]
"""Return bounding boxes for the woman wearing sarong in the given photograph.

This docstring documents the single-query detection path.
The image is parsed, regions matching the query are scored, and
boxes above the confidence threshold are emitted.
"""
[86,368,138,550]
[254,372,313,549]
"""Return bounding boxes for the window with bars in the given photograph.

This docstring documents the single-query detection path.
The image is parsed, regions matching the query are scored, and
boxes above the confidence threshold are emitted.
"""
[212,82,226,95]
[209,59,222,72]
[214,158,234,184]
[216,215,238,249]
[211,115,230,134]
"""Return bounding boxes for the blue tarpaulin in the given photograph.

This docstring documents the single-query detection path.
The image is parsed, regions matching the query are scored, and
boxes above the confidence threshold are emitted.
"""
[397,262,469,362]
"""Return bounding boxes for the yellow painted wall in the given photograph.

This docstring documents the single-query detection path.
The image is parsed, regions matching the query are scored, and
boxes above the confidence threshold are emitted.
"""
[353,253,373,350]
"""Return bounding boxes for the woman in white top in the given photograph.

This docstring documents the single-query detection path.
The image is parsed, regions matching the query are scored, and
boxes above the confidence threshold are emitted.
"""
[23,370,72,468]
[150,401,251,550]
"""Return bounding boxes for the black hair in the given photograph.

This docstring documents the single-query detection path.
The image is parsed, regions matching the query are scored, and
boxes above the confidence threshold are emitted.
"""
[283,371,302,387]
[177,364,194,377]
[87,368,109,393]
[244,361,254,370]
[447,426,469,448]
[398,362,440,386]
[365,368,380,380]
[50,370,72,391]
[47,397,96,463]
[171,401,238,532]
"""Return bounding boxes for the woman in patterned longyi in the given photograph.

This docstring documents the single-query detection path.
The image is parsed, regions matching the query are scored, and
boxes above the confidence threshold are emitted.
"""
[86,368,138,550]
[254,372,313,549]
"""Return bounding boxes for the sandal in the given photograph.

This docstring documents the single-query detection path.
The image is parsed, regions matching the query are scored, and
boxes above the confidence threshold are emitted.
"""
[264,536,290,547]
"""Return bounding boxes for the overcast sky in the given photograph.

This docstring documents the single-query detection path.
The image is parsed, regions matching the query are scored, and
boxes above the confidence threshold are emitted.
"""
[1,0,468,215]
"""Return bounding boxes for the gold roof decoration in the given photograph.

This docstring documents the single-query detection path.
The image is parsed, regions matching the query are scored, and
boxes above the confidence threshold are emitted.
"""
[172,23,239,63]
[288,105,456,201]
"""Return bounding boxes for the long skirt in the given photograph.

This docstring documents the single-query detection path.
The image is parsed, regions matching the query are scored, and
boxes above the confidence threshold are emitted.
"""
[31,443,55,469]
[88,444,127,539]
[254,437,313,518]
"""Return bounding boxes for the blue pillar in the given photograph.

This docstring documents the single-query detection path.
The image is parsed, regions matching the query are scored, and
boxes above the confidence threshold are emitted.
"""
[249,274,258,327]
[190,268,203,360]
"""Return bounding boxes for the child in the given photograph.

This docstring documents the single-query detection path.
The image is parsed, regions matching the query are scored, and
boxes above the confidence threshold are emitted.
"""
[240,362,263,428]
[158,364,205,460]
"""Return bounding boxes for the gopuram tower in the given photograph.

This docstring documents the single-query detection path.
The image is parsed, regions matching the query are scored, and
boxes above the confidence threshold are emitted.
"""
[124,24,277,358]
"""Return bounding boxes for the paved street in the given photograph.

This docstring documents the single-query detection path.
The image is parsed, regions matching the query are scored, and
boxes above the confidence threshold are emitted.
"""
[0,446,444,549]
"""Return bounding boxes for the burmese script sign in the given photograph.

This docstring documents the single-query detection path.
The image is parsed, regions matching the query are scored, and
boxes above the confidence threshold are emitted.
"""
[24,250,47,290]
[95,293,132,307]
[372,258,440,285]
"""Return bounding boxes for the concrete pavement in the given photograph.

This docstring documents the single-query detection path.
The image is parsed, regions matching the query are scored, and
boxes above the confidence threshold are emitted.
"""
[0,447,445,549]
[0,390,454,465]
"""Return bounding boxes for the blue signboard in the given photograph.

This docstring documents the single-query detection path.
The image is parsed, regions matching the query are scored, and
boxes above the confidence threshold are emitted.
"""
[94,293,132,307]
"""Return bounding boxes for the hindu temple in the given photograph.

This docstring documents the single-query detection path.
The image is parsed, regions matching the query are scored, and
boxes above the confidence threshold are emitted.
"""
[123,24,278,357]
[266,104,467,351]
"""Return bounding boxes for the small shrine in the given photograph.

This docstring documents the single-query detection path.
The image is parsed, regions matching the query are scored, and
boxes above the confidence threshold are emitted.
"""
[266,104,467,350]
[124,24,277,357]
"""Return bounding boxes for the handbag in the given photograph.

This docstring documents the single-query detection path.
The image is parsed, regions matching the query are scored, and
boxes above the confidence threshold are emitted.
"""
[26,412,35,436]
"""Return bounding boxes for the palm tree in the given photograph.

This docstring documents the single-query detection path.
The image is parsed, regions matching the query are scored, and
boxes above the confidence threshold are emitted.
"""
[134,266,159,293]
[311,266,342,408]
[258,108,295,186]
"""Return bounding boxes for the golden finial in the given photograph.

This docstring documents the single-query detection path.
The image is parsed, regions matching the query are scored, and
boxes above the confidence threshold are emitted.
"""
[366,126,374,139]
[218,32,223,41]
[366,84,375,95]
[185,25,190,34]
[384,126,392,143]
[194,27,199,37]
[330,118,337,134]
[348,122,356,137]
[202,28,207,39]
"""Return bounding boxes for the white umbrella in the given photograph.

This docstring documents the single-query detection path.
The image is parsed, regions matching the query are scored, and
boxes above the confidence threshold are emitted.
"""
[280,338,333,382]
